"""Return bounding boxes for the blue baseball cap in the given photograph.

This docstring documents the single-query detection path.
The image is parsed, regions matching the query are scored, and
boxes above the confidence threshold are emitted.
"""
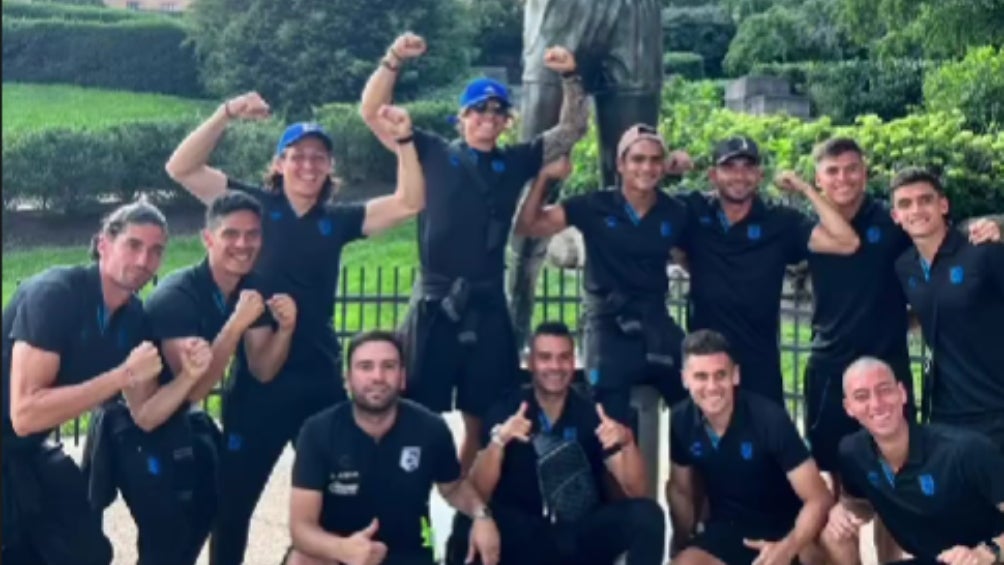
[275,122,333,156]
[459,77,511,111]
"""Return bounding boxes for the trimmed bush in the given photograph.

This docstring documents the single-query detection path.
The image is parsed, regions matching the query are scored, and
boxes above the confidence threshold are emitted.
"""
[663,6,736,78]
[664,51,705,79]
[2,16,203,97]
[924,46,1004,133]
[2,0,152,22]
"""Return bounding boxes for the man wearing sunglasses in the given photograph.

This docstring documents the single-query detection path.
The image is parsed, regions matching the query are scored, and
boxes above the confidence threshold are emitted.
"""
[359,32,589,473]
[515,125,693,427]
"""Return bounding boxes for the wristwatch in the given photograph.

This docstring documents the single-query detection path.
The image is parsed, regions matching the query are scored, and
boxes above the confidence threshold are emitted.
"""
[473,506,492,521]
[985,539,1002,564]
[490,424,506,447]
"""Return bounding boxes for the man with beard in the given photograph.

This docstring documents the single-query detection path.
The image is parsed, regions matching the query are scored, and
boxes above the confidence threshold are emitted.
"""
[514,125,693,426]
[891,168,1004,451]
[668,330,832,565]
[821,357,1004,565]
[286,330,501,565]
[2,200,170,565]
[675,136,861,406]
[98,191,297,565]
[454,321,663,565]
[360,32,589,472]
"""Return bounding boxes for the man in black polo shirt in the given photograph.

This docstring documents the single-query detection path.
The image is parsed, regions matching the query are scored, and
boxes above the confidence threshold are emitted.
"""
[104,191,296,565]
[455,321,663,565]
[287,330,500,565]
[822,357,1004,565]
[514,125,693,425]
[167,98,425,565]
[668,329,831,565]
[675,137,860,406]
[890,167,1004,450]
[1,200,170,565]
[360,32,589,470]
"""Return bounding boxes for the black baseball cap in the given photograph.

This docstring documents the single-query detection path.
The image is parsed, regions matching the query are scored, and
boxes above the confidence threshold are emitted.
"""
[712,136,761,165]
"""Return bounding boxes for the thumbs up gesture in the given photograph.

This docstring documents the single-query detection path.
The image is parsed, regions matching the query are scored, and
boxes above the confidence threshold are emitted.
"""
[497,401,533,446]
[594,404,630,451]
[340,519,387,565]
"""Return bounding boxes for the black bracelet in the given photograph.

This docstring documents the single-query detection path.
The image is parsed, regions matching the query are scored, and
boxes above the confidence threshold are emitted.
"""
[396,135,414,145]
[560,70,578,79]
[223,101,235,119]
[380,58,400,73]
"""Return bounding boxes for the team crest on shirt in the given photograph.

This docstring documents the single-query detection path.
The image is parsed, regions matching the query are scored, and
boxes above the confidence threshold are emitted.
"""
[400,446,422,472]
[866,226,882,244]
[949,266,964,285]
[918,473,936,496]
[605,216,618,228]
[747,224,762,240]
[318,217,333,237]
[867,470,881,487]
[270,210,283,221]
[660,221,672,237]
[689,441,704,458]
[740,442,754,460]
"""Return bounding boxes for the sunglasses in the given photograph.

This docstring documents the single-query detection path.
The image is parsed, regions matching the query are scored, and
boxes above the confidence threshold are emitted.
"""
[468,100,511,117]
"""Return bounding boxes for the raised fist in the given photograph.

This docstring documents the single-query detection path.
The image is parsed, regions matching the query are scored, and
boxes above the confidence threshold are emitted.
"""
[543,46,576,74]
[222,91,271,121]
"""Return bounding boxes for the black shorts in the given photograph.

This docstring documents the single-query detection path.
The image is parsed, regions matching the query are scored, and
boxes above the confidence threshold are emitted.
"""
[805,355,915,472]
[688,522,788,565]
[522,0,662,93]
[403,299,520,418]
[583,317,687,424]
[932,412,1004,453]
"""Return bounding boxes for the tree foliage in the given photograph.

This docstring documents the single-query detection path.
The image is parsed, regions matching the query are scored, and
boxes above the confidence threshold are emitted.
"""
[187,0,475,118]
[925,46,1004,133]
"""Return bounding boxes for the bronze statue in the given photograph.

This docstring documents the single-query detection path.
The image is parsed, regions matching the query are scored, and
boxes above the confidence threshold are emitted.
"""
[509,0,664,348]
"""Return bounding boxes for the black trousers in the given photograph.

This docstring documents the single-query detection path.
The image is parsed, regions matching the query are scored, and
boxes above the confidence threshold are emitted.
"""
[212,375,343,565]
[448,499,665,565]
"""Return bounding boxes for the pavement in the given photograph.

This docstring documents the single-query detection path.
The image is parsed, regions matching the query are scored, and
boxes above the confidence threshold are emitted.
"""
[66,409,878,565]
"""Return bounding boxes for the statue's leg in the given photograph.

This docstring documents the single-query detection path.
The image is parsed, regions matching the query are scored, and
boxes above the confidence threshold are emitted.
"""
[507,81,565,352]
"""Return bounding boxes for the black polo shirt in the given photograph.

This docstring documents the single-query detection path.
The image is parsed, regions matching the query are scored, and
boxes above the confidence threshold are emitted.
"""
[144,258,273,384]
[669,391,810,539]
[563,189,690,297]
[2,264,148,450]
[677,191,815,400]
[226,179,365,386]
[292,399,460,562]
[413,129,543,283]
[807,196,913,370]
[840,424,1004,559]
[895,229,1004,417]
[479,386,613,516]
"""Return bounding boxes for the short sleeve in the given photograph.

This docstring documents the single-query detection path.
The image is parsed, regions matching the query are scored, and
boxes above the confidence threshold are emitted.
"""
[783,207,815,264]
[430,417,462,484]
[145,287,201,341]
[983,242,1004,296]
[562,194,592,232]
[10,282,77,353]
[960,434,1004,506]
[763,403,810,472]
[837,436,866,499]
[327,204,366,244]
[669,409,692,466]
[291,414,330,491]
[413,128,447,162]
[226,177,268,201]
[509,137,545,186]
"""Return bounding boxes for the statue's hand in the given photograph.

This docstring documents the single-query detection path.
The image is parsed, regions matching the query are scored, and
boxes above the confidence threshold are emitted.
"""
[543,46,576,74]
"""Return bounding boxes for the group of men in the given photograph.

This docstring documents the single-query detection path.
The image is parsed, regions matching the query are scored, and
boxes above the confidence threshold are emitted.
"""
[3,29,1004,565]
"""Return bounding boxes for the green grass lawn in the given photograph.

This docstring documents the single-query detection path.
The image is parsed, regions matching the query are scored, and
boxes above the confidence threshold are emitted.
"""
[1,83,213,137]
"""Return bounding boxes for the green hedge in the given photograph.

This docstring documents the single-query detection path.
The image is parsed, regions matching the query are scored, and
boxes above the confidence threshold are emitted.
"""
[753,59,933,124]
[2,0,154,22]
[664,51,705,80]
[2,16,203,97]
[924,46,1004,134]
[663,6,736,78]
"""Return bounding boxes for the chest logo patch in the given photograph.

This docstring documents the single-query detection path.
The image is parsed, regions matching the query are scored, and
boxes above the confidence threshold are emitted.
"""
[270,210,283,221]
[949,266,964,285]
[605,216,618,228]
[867,470,881,487]
[699,215,712,226]
[919,473,936,496]
[318,217,333,237]
[747,224,762,240]
[866,226,882,244]
[689,441,704,458]
[563,427,578,442]
[660,221,672,237]
[328,471,360,496]
[908,276,918,289]
[740,441,754,460]
[400,446,421,472]
[491,159,506,173]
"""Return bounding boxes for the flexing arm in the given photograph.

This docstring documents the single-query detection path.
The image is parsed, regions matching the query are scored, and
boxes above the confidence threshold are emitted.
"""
[361,106,425,236]
[359,32,427,152]
[243,293,297,384]
[539,47,590,164]
[164,92,271,204]
[514,157,572,237]
[776,172,860,255]
[126,338,211,432]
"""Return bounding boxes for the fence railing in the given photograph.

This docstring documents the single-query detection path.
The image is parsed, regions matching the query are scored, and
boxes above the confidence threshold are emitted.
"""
[25,265,928,445]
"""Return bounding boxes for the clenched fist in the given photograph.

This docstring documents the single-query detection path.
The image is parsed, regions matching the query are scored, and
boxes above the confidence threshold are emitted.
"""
[232,289,266,331]
[266,293,297,332]
[120,341,163,387]
[388,32,427,61]
[543,46,576,74]
[222,91,271,121]
[774,171,813,195]
[179,338,213,382]
[541,156,572,181]
[375,105,413,140]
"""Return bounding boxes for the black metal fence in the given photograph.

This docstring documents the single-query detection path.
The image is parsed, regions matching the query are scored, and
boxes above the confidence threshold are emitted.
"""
[41,265,928,445]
